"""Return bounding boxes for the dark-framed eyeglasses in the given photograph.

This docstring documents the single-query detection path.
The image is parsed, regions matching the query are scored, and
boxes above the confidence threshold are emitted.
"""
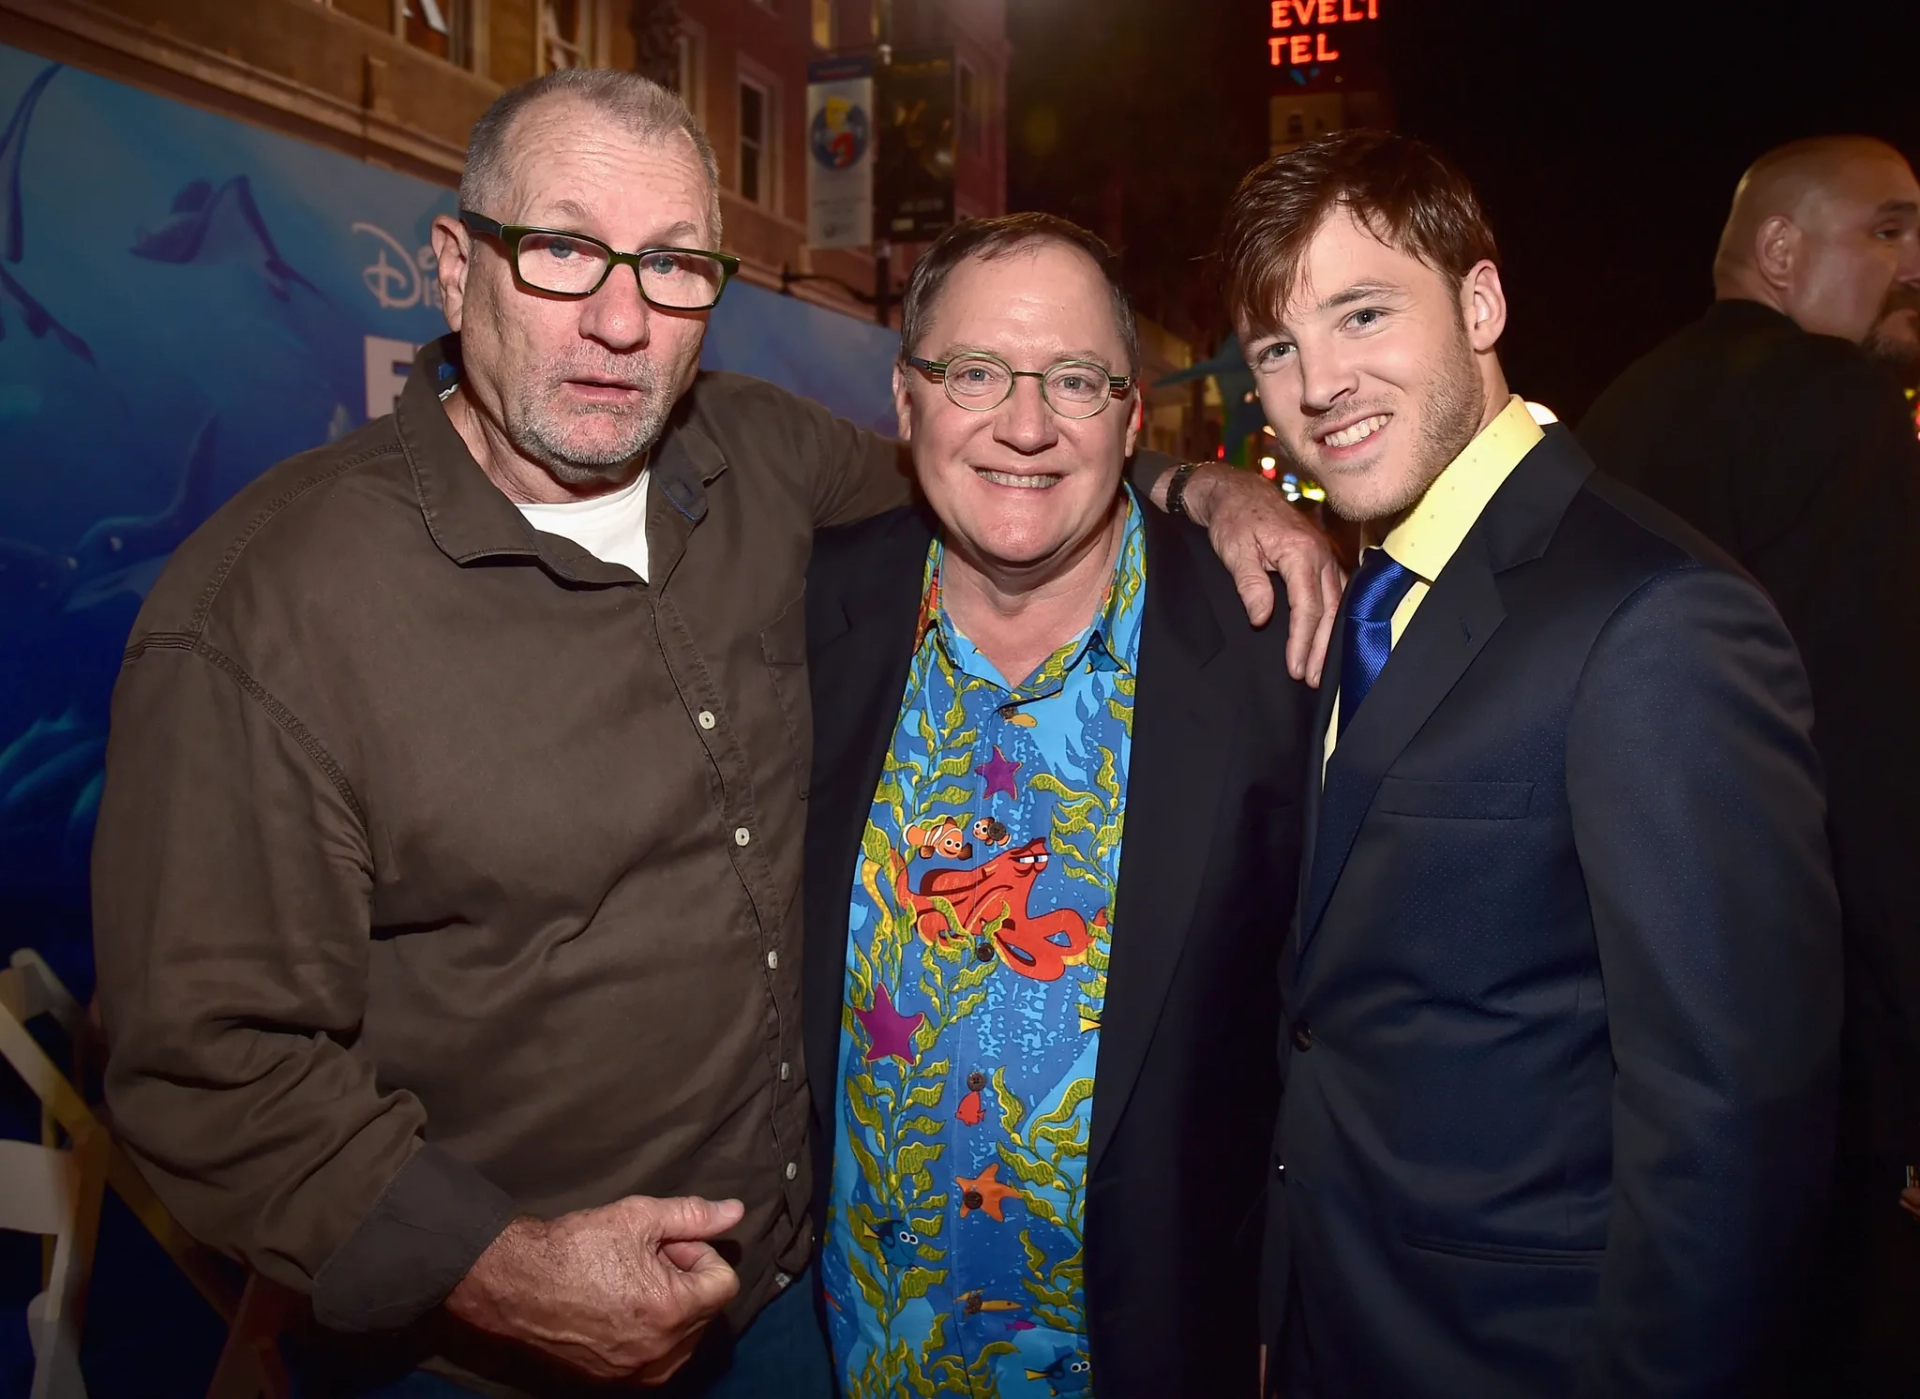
[458,210,740,310]
[906,351,1133,420]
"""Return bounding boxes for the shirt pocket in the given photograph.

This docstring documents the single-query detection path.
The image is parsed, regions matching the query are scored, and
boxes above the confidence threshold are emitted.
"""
[761,589,811,799]
[1373,776,1533,821]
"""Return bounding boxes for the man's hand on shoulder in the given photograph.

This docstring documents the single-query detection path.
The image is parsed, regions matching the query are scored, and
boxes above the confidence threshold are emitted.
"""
[1163,462,1344,686]
[445,1193,745,1384]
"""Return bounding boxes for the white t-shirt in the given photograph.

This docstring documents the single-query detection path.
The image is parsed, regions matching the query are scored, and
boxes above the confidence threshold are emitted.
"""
[513,470,651,581]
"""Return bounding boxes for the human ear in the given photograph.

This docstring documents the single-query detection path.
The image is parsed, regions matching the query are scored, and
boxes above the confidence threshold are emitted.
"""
[892,362,914,443]
[1461,260,1508,353]
[1753,215,1799,291]
[1121,389,1141,458]
[431,214,473,332]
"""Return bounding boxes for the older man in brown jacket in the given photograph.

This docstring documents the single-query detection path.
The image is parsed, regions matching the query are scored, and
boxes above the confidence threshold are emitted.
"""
[91,69,1336,1398]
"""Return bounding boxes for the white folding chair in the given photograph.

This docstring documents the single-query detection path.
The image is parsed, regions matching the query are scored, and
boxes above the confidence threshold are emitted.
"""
[0,1115,105,1397]
[0,948,289,1397]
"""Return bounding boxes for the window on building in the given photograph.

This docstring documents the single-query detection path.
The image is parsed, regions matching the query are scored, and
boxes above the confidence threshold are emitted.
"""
[959,61,986,157]
[398,0,475,68]
[666,29,702,118]
[541,0,602,72]
[811,0,836,48]
[738,77,771,205]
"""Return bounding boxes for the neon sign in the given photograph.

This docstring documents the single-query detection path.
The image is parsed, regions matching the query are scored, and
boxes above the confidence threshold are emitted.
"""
[1269,0,1378,69]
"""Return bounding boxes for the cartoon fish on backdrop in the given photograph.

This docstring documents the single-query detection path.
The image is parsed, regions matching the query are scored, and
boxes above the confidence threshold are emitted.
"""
[0,708,106,886]
[0,63,93,363]
[867,1219,924,1271]
[905,813,973,861]
[1025,1346,1093,1397]
[0,414,221,614]
[897,839,1092,981]
[132,175,324,302]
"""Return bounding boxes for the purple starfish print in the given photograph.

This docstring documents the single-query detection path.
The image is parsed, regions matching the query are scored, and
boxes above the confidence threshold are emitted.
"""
[855,982,925,1064]
[977,746,1021,801]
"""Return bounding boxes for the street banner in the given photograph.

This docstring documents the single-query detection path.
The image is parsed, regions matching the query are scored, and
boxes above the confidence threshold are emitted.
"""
[806,56,875,250]
[875,48,956,241]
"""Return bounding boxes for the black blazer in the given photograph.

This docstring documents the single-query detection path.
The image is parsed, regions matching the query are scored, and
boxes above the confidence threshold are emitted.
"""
[1270,428,1842,1399]
[1581,299,1920,1166]
[803,502,1315,1398]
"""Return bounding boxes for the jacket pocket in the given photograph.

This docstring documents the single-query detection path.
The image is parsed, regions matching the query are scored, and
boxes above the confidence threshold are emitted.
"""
[1374,776,1533,820]
[761,590,810,798]
[1402,1233,1603,1267]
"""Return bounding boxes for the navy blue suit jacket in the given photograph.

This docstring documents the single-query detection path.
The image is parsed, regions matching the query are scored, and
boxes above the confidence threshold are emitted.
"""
[1268,428,1842,1398]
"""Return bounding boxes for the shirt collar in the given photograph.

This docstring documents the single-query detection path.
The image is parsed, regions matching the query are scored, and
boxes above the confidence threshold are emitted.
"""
[915,491,1144,691]
[396,335,727,583]
[1381,393,1543,583]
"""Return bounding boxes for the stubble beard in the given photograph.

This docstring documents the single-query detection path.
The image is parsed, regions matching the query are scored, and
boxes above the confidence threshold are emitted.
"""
[1862,285,1920,383]
[508,353,683,486]
[1319,327,1486,525]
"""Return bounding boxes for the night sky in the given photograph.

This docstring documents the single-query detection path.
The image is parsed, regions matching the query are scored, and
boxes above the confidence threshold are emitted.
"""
[1007,0,1920,421]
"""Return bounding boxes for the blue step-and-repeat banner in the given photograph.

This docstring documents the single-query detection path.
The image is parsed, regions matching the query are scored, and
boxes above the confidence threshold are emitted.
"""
[0,45,901,1003]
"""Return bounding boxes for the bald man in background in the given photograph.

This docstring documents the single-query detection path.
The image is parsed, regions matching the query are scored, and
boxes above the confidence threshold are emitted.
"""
[1581,135,1920,1396]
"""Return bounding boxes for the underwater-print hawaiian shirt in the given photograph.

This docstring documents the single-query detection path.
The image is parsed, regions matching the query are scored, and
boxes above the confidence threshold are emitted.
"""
[821,493,1145,1399]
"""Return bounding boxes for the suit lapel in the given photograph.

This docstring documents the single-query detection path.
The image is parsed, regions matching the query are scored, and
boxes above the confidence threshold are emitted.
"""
[1297,429,1596,961]
[1299,542,1504,953]
[1090,512,1232,1175]
[802,510,932,1119]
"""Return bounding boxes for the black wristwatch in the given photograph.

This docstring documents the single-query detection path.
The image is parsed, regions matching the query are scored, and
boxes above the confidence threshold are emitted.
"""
[1164,462,1201,518]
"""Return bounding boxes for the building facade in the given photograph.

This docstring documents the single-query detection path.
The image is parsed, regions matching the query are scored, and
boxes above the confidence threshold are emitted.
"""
[0,0,1009,319]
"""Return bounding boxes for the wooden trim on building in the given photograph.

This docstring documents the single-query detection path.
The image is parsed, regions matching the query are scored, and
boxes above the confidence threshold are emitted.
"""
[0,0,496,183]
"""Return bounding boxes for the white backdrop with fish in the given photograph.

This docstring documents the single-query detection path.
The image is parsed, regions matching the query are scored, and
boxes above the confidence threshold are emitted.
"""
[0,44,900,994]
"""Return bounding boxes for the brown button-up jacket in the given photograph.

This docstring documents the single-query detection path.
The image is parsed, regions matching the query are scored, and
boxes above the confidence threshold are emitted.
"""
[91,336,908,1372]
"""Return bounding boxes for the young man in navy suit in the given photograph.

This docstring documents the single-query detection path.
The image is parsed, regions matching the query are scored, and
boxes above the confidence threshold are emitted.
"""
[1233,132,1843,1398]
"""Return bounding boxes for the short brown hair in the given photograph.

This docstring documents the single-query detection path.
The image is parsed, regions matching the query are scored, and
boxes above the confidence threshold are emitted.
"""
[1220,130,1499,337]
[898,213,1139,372]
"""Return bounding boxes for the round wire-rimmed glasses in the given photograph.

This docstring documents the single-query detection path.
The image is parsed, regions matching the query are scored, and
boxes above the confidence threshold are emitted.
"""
[459,210,740,310]
[907,352,1134,419]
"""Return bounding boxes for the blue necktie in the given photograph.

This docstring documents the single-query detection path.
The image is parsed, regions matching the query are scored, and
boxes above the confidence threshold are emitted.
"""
[1339,548,1418,736]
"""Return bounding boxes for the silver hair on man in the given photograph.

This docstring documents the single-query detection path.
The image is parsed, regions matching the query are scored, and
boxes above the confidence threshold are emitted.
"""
[460,68,723,242]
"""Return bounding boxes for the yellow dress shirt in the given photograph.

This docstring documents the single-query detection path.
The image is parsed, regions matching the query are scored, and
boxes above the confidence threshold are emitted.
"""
[1325,394,1543,770]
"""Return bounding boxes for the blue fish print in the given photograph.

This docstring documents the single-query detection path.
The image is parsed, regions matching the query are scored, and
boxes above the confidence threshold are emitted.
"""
[1025,1345,1092,1397]
[0,414,221,613]
[132,174,323,302]
[0,62,92,363]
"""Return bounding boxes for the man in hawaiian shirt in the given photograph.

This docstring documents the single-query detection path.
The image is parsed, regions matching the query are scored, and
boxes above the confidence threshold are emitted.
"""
[800,214,1318,1399]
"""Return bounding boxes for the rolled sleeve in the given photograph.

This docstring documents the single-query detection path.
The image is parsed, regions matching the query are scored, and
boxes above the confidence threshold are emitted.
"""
[312,1142,518,1330]
[93,639,487,1321]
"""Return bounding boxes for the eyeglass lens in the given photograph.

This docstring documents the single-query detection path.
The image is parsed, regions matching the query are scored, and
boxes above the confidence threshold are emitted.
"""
[941,354,1114,418]
[515,232,729,308]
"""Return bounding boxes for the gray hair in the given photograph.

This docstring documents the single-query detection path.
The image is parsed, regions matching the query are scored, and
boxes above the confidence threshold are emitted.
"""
[898,213,1140,374]
[460,70,722,241]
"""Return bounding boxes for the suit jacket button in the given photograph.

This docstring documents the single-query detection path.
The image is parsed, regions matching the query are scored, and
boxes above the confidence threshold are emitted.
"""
[1291,1022,1313,1051]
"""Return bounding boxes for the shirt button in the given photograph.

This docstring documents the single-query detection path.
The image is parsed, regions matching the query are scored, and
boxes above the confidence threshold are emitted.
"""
[734,826,751,846]
[1292,1021,1313,1052]
[767,950,780,971]
[785,1161,799,1181]
[964,1189,984,1210]
[698,710,716,730]
[779,1061,791,1081]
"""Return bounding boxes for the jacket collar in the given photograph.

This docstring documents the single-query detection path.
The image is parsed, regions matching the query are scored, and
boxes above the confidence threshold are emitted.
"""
[1296,427,1593,963]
